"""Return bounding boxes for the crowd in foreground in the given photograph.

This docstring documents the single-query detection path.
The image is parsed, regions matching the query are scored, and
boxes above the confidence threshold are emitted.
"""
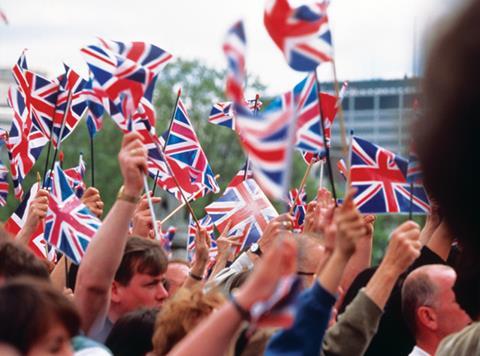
[2,0,480,355]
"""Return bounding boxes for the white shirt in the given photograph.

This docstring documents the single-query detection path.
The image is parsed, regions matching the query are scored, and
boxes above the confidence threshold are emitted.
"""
[408,345,431,356]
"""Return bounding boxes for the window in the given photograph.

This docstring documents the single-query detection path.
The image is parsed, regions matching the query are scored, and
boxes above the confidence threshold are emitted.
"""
[354,96,374,110]
[379,95,399,109]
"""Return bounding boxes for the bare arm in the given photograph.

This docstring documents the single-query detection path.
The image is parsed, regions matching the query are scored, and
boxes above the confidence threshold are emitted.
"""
[169,237,297,356]
[74,132,147,333]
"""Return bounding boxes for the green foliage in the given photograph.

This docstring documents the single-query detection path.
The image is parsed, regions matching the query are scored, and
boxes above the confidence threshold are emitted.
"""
[0,57,424,262]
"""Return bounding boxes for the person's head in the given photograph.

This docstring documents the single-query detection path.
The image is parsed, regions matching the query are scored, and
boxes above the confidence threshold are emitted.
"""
[402,265,471,352]
[0,239,50,285]
[296,233,325,286]
[415,0,480,320]
[111,237,169,320]
[0,278,80,356]
[105,308,159,356]
[165,260,190,296]
[151,287,224,355]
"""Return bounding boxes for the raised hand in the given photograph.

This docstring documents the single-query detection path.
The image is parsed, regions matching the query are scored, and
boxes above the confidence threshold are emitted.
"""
[81,187,104,218]
[25,189,49,231]
[257,213,293,252]
[131,195,162,238]
[118,132,147,198]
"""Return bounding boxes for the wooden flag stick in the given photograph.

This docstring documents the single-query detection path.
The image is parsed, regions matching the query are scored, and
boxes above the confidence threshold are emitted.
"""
[315,71,338,205]
[151,170,160,196]
[90,136,95,187]
[143,175,161,241]
[161,174,220,225]
[331,60,348,156]
[319,160,325,188]
[408,181,414,220]
[289,161,313,215]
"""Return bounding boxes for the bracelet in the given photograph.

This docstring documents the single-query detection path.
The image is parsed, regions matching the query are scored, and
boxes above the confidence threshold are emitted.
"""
[188,271,203,281]
[117,185,141,204]
[230,294,250,321]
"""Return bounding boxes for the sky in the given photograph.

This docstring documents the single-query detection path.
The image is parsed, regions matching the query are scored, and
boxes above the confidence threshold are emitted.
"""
[0,0,462,96]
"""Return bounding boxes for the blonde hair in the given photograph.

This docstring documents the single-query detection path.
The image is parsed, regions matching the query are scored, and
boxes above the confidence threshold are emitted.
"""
[152,287,225,355]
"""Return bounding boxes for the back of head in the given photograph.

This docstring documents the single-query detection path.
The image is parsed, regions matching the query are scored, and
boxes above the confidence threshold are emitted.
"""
[152,287,225,355]
[416,0,480,319]
[105,308,159,356]
[402,266,441,337]
[0,277,80,354]
[0,240,50,283]
[115,237,168,286]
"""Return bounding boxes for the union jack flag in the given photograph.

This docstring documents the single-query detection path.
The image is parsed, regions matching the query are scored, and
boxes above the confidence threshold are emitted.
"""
[264,0,333,71]
[349,136,430,214]
[224,21,247,103]
[81,44,152,120]
[64,153,87,198]
[3,183,56,261]
[337,158,347,180]
[234,94,296,199]
[209,98,263,131]
[20,70,59,140]
[7,86,48,200]
[293,73,325,155]
[227,160,254,188]
[44,163,101,264]
[407,150,422,184]
[97,38,173,127]
[84,78,106,138]
[12,50,28,90]
[160,226,176,252]
[52,64,87,147]
[164,98,219,196]
[288,188,307,232]
[187,214,217,262]
[205,179,278,251]
[0,157,8,206]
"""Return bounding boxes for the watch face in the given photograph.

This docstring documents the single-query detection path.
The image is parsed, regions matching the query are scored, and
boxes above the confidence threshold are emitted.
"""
[250,243,259,252]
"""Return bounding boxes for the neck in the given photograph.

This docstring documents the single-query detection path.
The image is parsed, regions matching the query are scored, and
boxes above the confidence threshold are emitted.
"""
[416,332,441,355]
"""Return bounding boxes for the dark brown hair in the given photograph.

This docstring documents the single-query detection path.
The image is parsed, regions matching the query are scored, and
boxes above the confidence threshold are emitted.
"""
[0,278,80,354]
[0,240,50,282]
[114,237,168,286]
[416,0,480,319]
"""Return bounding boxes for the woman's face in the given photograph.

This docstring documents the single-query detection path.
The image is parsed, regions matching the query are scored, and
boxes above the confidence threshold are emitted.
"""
[27,322,73,356]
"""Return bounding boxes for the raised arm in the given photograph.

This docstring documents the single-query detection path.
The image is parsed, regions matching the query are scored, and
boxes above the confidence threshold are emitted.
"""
[16,189,49,246]
[168,236,297,356]
[74,132,147,333]
[322,220,422,356]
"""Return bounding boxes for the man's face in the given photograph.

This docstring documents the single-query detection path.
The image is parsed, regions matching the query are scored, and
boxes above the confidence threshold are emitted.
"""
[165,262,189,296]
[113,272,169,314]
[432,269,471,337]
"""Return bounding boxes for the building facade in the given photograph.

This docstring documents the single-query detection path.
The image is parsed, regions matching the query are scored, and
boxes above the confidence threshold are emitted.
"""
[325,77,420,157]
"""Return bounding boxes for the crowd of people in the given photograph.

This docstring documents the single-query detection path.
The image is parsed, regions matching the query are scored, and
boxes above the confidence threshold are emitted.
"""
[1,0,480,355]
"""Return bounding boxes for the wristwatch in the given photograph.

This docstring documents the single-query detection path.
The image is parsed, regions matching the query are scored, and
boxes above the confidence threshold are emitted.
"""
[117,185,141,204]
[249,243,263,257]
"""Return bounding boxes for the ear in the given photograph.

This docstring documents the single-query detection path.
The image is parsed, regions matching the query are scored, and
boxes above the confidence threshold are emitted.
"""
[417,306,438,331]
[111,281,122,303]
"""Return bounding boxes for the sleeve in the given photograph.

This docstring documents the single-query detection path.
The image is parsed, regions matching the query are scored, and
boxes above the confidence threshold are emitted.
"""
[265,281,336,356]
[321,289,383,356]
[207,253,254,294]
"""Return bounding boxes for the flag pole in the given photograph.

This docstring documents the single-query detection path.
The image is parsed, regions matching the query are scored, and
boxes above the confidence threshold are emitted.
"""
[44,90,73,188]
[163,88,182,153]
[42,94,62,185]
[408,181,414,220]
[243,94,260,181]
[90,136,95,187]
[331,60,348,156]
[151,170,160,196]
[315,70,338,205]
[319,159,325,188]
[289,161,313,215]
[161,174,220,225]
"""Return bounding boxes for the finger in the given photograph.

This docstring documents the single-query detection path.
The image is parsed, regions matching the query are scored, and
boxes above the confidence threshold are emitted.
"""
[37,189,50,198]
[342,188,358,210]
[122,132,144,147]
[364,215,376,224]
[221,221,232,237]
